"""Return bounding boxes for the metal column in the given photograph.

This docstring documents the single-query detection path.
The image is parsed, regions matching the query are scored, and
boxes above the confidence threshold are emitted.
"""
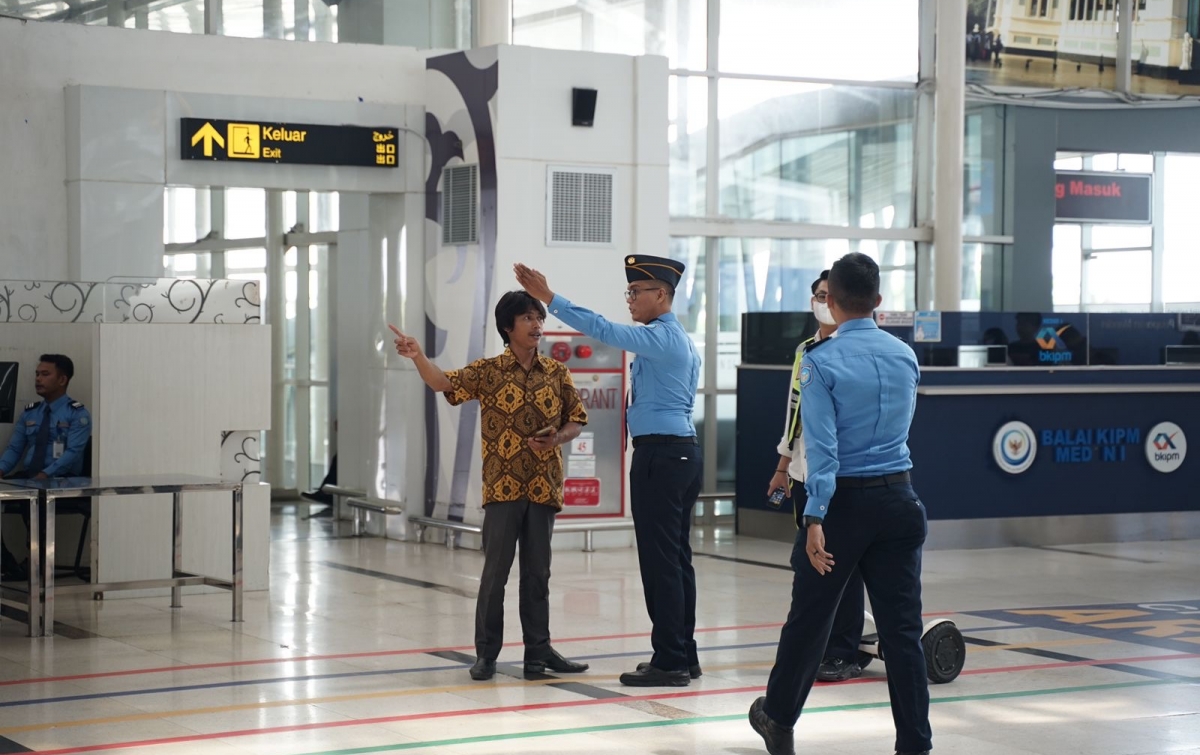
[933,0,967,311]
[1116,0,1134,93]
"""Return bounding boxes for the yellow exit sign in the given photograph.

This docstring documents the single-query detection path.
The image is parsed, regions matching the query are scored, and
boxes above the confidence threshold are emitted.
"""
[181,118,399,168]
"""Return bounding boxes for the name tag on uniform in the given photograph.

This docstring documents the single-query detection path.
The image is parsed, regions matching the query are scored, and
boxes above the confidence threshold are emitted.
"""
[53,439,65,459]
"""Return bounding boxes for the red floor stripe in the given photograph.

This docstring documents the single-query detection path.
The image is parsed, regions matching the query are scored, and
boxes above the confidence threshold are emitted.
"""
[0,621,784,687]
[1,612,958,688]
[27,649,1196,755]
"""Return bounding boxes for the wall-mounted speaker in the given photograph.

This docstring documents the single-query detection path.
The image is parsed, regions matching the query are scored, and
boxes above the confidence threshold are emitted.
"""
[572,88,598,127]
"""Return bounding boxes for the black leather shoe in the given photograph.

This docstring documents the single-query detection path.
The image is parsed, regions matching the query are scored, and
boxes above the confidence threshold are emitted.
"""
[469,658,496,680]
[748,696,795,755]
[524,648,589,674]
[618,665,690,687]
[895,751,930,755]
[817,656,863,682]
[637,661,702,679]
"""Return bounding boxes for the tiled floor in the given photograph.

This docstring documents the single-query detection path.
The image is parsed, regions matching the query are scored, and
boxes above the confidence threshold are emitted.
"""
[1,501,1198,754]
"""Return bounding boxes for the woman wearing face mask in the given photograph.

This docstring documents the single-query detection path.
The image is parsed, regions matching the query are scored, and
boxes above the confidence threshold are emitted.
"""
[766,270,868,684]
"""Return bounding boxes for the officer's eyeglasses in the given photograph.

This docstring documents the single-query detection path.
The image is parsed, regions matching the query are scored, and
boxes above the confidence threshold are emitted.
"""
[625,286,659,302]
[813,292,828,303]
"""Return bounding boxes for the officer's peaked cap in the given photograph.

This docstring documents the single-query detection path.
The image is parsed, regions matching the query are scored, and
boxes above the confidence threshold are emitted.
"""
[625,255,685,289]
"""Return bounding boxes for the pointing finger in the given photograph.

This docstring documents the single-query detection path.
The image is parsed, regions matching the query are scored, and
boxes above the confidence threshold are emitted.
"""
[387,324,404,338]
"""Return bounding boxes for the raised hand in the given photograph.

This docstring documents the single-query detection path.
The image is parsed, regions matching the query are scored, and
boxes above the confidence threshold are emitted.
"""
[513,263,554,304]
[388,324,422,360]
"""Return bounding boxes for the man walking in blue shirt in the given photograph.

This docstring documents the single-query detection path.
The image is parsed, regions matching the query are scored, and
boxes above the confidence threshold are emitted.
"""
[515,256,703,687]
[749,253,932,755]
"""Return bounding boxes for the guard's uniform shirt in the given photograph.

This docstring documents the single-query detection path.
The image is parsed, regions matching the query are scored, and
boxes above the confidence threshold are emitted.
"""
[799,317,919,517]
[548,292,703,674]
[547,295,699,436]
[0,394,92,477]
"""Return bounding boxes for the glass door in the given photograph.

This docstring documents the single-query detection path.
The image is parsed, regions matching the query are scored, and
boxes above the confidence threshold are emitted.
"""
[281,242,334,492]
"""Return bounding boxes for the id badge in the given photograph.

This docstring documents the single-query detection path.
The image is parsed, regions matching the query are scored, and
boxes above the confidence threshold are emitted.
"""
[53,439,65,459]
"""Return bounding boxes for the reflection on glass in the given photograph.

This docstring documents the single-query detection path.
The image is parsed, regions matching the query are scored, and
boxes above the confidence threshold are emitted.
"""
[720,0,918,81]
[964,107,1005,237]
[1163,154,1200,306]
[1052,224,1082,309]
[1083,250,1152,309]
[512,0,706,69]
[717,82,915,226]
[669,237,707,390]
[1088,224,1152,250]
[670,76,707,217]
[163,186,206,244]
[712,238,914,387]
[225,188,266,239]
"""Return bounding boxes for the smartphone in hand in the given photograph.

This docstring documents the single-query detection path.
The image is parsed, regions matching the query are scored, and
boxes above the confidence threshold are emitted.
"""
[768,486,787,508]
[534,426,555,437]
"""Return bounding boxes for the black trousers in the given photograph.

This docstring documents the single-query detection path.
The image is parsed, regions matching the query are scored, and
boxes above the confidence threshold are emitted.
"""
[764,481,932,754]
[630,441,704,671]
[796,486,866,662]
[475,499,556,662]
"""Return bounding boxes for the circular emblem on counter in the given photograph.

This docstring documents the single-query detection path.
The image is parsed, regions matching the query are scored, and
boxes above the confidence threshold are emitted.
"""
[993,421,1037,475]
[1145,422,1187,474]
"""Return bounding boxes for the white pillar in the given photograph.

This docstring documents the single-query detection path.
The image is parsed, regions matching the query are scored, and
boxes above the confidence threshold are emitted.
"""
[107,0,126,27]
[266,190,288,488]
[933,0,966,311]
[1116,0,1133,93]
[476,0,512,47]
[204,0,222,34]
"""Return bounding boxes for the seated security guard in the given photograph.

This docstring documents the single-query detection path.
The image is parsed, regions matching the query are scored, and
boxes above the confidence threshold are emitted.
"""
[0,354,92,579]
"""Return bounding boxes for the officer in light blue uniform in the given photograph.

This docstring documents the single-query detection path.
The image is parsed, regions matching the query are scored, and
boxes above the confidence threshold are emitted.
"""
[749,253,932,755]
[0,356,91,480]
[1,354,92,577]
[514,256,703,688]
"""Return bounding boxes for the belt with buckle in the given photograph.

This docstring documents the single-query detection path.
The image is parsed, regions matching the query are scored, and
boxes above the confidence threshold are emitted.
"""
[632,434,699,448]
[835,471,911,488]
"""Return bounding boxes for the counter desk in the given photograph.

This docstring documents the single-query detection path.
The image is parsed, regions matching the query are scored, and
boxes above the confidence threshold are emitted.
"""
[735,365,1200,547]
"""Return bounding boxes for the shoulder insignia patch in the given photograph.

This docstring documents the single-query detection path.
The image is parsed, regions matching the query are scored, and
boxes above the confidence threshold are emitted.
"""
[70,401,85,410]
[79,416,89,426]
[26,401,42,411]
[799,366,814,389]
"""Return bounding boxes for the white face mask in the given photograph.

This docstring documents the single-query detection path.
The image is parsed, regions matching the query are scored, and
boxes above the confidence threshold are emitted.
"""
[813,301,836,326]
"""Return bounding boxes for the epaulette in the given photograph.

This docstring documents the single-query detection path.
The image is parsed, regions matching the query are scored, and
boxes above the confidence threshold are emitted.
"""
[803,337,833,354]
[26,401,42,411]
[70,401,85,410]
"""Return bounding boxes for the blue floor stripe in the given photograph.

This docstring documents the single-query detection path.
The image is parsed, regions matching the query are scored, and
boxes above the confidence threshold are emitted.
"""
[0,627,1000,709]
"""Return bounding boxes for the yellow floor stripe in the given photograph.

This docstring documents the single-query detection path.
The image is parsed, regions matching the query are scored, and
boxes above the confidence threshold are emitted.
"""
[0,638,1110,735]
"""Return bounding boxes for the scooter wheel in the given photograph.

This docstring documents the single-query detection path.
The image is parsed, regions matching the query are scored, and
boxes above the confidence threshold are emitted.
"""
[922,621,965,684]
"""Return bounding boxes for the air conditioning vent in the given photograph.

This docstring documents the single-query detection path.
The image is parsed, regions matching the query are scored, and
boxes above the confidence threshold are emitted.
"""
[547,167,614,246]
[442,164,478,245]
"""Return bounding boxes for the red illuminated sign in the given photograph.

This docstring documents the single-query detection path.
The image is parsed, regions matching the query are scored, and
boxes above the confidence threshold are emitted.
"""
[1054,171,1151,224]
[564,478,601,506]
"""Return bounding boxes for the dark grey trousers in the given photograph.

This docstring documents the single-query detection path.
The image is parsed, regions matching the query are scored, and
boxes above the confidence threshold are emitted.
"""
[475,499,557,661]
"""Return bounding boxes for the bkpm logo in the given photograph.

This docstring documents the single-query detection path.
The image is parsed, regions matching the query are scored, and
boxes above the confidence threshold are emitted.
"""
[1145,422,1187,474]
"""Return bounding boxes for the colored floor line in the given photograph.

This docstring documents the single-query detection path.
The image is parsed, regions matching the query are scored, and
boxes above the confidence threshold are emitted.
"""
[289,677,1197,755]
[320,561,478,599]
[0,610,962,689]
[0,628,1001,711]
[0,638,1110,736]
[0,641,782,709]
[17,651,1200,754]
[0,620,787,688]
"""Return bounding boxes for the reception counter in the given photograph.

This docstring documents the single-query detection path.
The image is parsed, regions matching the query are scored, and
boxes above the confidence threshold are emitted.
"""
[735,364,1200,548]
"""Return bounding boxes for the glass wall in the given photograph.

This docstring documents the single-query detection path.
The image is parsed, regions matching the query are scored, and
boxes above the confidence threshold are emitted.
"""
[162,188,337,492]
[1046,150,1200,312]
[518,0,923,494]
